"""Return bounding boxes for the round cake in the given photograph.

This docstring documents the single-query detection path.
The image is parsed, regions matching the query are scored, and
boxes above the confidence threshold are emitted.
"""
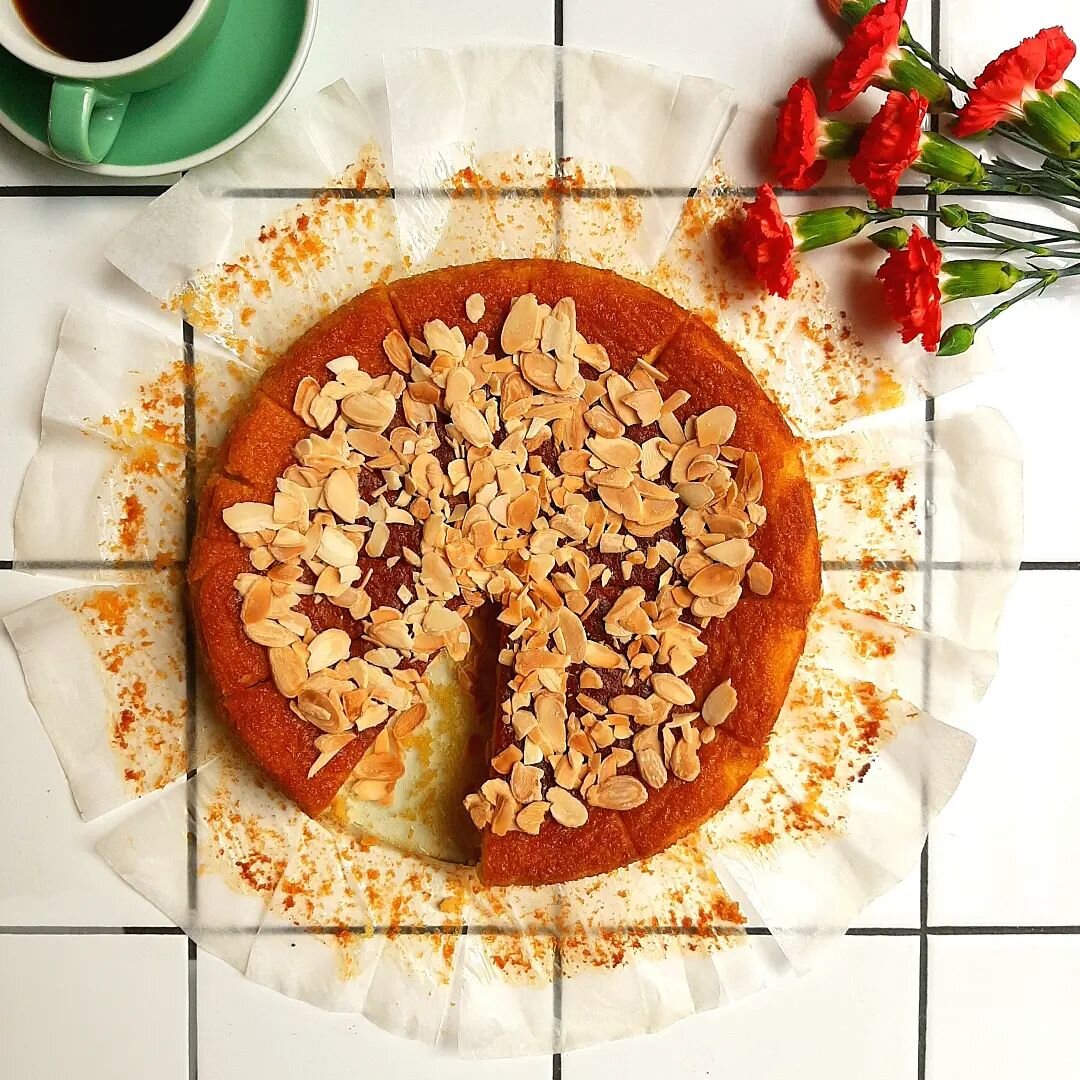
[188,258,821,885]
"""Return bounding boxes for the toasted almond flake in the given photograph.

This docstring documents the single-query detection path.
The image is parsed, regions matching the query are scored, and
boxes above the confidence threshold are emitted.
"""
[492,744,523,774]
[353,778,394,802]
[307,628,352,674]
[424,319,466,360]
[702,680,737,726]
[307,733,357,778]
[451,401,494,447]
[587,435,641,470]
[295,688,350,733]
[510,761,544,803]
[465,292,486,323]
[269,646,307,697]
[317,526,357,569]
[240,575,273,625]
[223,501,277,534]
[688,562,743,598]
[548,787,589,828]
[465,792,494,829]
[382,330,413,372]
[324,468,360,523]
[516,800,550,834]
[747,561,774,596]
[584,640,624,669]
[244,620,298,648]
[636,744,668,789]
[705,538,754,567]
[501,293,541,354]
[676,481,713,509]
[355,752,406,782]
[695,405,737,446]
[652,672,696,706]
[390,701,427,741]
[671,734,701,782]
[587,775,648,810]
[340,391,396,431]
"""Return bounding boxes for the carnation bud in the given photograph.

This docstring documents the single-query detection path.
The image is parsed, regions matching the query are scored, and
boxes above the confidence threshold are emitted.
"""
[1055,80,1080,127]
[870,226,909,250]
[937,324,976,356]
[829,0,879,27]
[792,206,871,251]
[938,204,990,231]
[916,134,988,188]
[1021,91,1080,160]
[940,260,1025,301]
[883,50,954,112]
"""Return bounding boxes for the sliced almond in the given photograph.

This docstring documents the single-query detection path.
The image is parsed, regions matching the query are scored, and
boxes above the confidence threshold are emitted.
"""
[501,293,541,354]
[223,501,276,534]
[269,645,308,698]
[307,733,357,779]
[702,680,737,727]
[240,575,273,625]
[587,775,648,810]
[548,787,589,828]
[307,628,352,674]
[516,800,550,835]
[465,292,486,324]
[451,401,494,447]
[652,672,696,706]
[354,752,406,782]
[695,405,737,446]
[747,561,774,596]
[636,746,668,789]
[244,620,298,648]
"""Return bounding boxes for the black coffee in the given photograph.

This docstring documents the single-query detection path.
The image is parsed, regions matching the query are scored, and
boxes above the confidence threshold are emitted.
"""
[14,0,193,63]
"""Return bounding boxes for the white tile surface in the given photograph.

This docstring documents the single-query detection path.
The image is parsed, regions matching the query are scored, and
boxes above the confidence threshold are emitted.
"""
[2,0,1079,1075]
[0,196,163,560]
[936,286,1080,561]
[929,572,1080,927]
[0,571,172,926]
[563,0,931,108]
[564,936,918,1080]
[197,950,552,1078]
[0,932,188,1079]
[926,934,1080,1080]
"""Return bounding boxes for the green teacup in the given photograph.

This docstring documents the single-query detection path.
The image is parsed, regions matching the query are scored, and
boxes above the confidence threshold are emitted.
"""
[0,0,230,164]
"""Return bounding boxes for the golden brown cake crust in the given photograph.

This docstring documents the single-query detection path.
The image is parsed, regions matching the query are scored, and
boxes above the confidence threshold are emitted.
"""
[190,259,821,882]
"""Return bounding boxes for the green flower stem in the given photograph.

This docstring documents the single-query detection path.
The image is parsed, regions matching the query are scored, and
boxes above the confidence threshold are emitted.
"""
[898,29,971,93]
[905,207,1080,245]
[971,273,1060,332]
[935,240,1080,257]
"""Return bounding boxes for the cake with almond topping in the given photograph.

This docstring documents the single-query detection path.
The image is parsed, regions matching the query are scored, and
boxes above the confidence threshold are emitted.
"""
[188,259,821,885]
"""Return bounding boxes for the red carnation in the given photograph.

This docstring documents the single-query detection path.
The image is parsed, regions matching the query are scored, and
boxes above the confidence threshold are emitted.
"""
[825,0,907,111]
[875,226,943,351]
[738,184,796,298]
[772,78,828,190]
[954,26,1077,135]
[850,90,927,206]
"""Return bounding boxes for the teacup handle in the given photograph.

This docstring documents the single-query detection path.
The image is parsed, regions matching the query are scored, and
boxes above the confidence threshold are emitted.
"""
[48,80,131,165]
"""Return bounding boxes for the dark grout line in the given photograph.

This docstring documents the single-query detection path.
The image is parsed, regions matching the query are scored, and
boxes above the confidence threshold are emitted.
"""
[553,8,565,1070]
[188,937,199,1080]
[182,317,200,1080]
[0,185,170,197]
[5,922,1080,937]
[919,12,941,1080]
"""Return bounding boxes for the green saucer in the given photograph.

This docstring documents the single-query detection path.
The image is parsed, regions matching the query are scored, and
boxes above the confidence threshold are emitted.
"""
[0,0,316,177]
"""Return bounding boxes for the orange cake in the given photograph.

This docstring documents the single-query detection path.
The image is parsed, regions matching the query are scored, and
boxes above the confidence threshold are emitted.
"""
[188,259,821,885]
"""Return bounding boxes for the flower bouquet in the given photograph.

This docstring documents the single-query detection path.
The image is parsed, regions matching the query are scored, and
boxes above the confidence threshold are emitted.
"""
[741,0,1080,355]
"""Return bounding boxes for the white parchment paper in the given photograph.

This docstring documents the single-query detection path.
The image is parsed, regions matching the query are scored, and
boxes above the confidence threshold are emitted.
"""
[5,45,1022,1056]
